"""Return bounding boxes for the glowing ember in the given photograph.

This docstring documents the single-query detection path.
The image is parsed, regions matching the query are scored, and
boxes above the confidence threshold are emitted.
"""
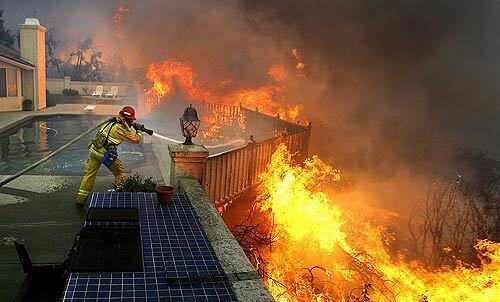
[291,48,306,72]
[268,64,288,82]
[112,5,130,39]
[256,144,499,301]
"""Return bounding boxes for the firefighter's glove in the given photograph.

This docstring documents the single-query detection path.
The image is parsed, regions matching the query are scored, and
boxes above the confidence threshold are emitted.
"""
[132,123,142,131]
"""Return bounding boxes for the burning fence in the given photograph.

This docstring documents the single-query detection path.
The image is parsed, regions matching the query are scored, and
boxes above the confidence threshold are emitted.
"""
[141,56,304,120]
[137,54,307,145]
[232,144,499,301]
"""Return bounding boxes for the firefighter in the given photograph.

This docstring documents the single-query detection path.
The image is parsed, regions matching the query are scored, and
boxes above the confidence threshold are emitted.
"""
[75,106,143,208]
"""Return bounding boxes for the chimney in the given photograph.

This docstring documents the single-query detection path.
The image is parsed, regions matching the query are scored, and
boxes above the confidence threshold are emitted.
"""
[19,18,46,110]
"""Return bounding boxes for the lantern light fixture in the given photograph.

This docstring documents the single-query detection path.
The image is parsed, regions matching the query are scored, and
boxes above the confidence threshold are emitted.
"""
[179,104,201,145]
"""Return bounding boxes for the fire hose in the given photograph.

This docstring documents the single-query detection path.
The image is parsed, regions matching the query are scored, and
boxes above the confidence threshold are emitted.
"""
[0,119,154,188]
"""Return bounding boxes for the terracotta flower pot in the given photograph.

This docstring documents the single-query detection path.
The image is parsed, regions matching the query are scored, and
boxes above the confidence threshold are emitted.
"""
[155,185,175,204]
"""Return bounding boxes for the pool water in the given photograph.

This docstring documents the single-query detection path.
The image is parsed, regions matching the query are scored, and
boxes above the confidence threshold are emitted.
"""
[0,115,148,175]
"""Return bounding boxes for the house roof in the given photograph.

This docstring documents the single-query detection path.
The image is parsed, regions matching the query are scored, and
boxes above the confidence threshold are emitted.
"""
[0,44,35,70]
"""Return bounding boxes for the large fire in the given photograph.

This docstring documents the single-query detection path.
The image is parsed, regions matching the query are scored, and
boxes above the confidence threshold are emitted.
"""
[144,57,303,121]
[254,144,499,301]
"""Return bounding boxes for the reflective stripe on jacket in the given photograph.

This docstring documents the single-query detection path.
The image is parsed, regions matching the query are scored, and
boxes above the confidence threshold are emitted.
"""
[89,116,142,158]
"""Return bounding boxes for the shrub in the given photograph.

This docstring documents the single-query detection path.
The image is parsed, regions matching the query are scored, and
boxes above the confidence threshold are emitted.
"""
[22,99,33,111]
[62,88,79,96]
[46,90,56,107]
[114,172,156,192]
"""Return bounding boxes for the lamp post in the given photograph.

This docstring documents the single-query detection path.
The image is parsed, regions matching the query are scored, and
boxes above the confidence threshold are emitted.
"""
[179,104,201,145]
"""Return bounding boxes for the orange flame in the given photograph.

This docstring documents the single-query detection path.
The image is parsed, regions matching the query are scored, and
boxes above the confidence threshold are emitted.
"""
[268,64,288,82]
[257,144,499,301]
[291,48,306,72]
[144,58,303,121]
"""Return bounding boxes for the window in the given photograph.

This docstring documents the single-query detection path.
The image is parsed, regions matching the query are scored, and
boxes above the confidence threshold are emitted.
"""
[7,69,17,97]
[0,69,5,97]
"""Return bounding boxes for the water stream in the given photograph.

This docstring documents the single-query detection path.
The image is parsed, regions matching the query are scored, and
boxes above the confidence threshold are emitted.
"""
[152,132,183,143]
[152,132,246,150]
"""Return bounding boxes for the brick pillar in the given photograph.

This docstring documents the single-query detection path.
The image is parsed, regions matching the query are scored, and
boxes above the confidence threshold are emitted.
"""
[168,144,209,189]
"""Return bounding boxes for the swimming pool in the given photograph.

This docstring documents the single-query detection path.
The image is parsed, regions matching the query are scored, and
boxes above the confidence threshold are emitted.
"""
[0,115,149,175]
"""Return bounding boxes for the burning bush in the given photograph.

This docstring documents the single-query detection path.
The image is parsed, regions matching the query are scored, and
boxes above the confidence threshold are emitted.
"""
[232,144,499,301]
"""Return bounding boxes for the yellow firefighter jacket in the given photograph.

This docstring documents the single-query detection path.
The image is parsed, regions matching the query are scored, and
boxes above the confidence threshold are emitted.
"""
[89,115,142,158]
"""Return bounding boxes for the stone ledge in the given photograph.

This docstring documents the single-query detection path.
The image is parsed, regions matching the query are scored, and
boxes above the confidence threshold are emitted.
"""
[179,177,275,301]
[168,144,209,158]
[232,280,275,302]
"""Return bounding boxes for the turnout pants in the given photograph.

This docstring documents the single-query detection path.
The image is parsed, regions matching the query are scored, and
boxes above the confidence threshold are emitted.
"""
[76,152,127,205]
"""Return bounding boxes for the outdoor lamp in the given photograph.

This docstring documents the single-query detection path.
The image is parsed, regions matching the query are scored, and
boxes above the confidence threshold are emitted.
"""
[179,104,201,145]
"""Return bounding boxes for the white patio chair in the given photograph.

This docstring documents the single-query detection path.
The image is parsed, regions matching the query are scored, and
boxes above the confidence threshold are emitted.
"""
[92,86,104,97]
[84,105,96,113]
[105,86,119,98]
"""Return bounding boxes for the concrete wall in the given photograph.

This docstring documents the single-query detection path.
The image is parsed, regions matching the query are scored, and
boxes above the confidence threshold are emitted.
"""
[46,77,131,96]
[0,62,24,112]
[46,78,64,93]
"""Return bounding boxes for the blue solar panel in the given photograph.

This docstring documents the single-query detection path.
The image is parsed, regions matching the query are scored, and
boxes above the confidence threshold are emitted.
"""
[62,192,238,302]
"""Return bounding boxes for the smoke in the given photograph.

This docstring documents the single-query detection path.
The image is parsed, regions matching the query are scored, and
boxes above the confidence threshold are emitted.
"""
[241,1,500,182]
[4,0,500,211]
[246,1,500,154]
[239,0,500,212]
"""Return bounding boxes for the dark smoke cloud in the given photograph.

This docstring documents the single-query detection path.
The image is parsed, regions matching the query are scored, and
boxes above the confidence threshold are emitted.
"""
[240,1,500,174]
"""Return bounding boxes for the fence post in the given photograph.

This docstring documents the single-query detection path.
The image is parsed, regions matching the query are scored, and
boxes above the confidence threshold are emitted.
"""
[63,76,71,89]
[305,122,312,159]
[247,135,256,187]
[168,144,209,189]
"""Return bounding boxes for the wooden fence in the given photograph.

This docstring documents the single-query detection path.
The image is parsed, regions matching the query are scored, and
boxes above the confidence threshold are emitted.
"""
[193,100,245,127]
[242,107,308,139]
[202,126,311,209]
[141,97,312,208]
[193,100,309,138]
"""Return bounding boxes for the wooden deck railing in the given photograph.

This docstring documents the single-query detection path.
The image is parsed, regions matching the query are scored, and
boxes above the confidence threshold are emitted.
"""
[202,126,311,209]
[141,97,312,208]
[242,107,308,139]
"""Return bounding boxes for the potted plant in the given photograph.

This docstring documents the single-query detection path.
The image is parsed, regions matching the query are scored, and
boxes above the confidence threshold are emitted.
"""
[155,185,176,204]
[22,99,33,111]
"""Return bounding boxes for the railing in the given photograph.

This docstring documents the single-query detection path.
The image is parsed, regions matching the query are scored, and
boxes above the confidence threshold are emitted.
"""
[193,100,245,127]
[194,100,309,138]
[202,126,311,209]
[139,94,312,208]
[242,108,308,139]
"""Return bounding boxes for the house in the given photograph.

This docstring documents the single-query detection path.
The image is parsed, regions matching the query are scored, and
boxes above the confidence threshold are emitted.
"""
[0,18,46,111]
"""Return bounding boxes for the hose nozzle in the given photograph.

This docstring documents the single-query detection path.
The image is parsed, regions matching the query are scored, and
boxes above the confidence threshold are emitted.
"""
[133,123,154,136]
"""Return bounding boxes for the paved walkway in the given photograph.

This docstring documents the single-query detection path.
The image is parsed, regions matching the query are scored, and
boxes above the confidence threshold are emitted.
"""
[0,103,124,132]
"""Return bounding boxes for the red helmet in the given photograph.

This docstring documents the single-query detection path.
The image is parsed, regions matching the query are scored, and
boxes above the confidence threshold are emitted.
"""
[120,106,137,120]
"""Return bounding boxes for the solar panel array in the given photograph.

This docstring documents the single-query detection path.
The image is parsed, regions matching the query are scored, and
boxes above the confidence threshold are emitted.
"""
[62,192,238,302]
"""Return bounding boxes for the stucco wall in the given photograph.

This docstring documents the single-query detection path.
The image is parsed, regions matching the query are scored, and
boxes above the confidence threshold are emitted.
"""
[0,96,24,111]
[0,61,24,112]
[19,22,46,110]
[46,78,64,93]
[46,77,131,96]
